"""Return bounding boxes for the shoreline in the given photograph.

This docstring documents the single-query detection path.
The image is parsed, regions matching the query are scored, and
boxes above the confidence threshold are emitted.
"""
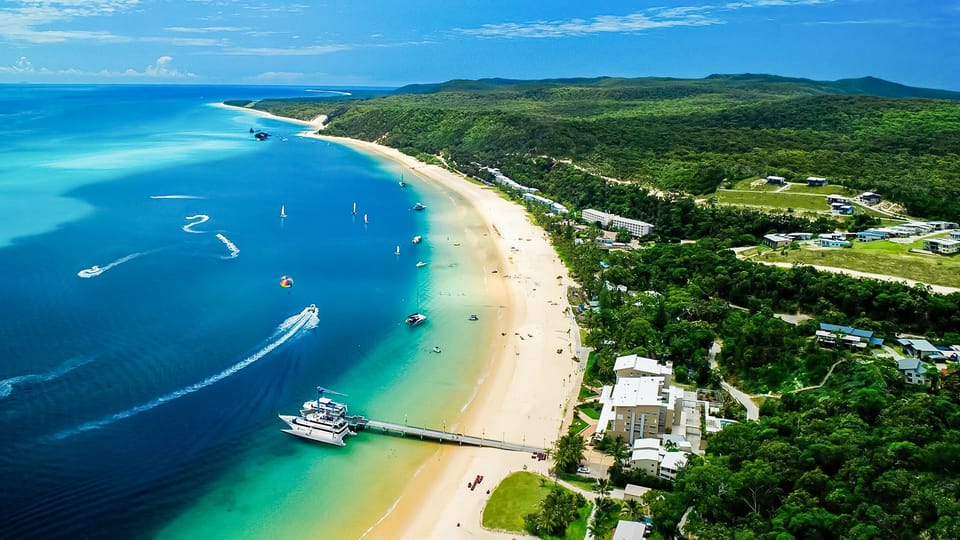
[306,132,583,538]
[217,102,583,537]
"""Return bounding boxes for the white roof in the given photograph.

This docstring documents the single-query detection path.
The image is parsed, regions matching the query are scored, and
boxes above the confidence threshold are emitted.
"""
[631,447,660,462]
[632,438,660,450]
[660,451,689,470]
[614,354,672,376]
[624,484,650,498]
[613,520,647,540]
[608,377,666,407]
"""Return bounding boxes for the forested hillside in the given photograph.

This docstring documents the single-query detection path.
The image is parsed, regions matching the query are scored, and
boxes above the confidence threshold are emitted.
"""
[250,74,960,221]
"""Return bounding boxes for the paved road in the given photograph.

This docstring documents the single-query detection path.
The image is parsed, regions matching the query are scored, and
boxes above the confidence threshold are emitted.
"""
[710,342,759,421]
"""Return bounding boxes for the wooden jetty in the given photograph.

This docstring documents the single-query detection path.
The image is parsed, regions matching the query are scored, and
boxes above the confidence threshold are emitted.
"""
[349,416,543,453]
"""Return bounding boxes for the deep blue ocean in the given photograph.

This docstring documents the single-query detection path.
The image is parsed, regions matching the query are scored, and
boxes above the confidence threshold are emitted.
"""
[0,85,493,539]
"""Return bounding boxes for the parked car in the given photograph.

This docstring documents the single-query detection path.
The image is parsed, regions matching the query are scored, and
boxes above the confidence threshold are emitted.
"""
[576,466,590,474]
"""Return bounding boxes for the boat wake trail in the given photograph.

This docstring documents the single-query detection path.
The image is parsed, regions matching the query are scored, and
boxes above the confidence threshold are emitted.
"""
[0,356,93,399]
[77,252,145,278]
[151,195,204,199]
[215,233,240,259]
[182,214,210,233]
[51,307,319,441]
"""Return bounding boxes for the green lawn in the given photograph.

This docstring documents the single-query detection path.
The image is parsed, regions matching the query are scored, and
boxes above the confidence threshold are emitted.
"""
[577,401,602,420]
[483,472,593,538]
[755,237,960,288]
[578,385,599,400]
[784,183,857,195]
[557,471,601,492]
[730,178,782,191]
[569,416,588,435]
[482,472,554,532]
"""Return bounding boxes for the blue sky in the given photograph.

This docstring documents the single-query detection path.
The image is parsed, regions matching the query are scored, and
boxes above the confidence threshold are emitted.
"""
[0,0,957,89]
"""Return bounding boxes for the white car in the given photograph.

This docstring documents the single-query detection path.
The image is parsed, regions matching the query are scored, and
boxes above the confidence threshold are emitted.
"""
[576,466,590,474]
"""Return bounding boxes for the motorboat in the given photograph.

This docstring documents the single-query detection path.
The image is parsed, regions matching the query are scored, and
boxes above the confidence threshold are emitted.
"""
[77,265,104,278]
[468,314,479,321]
[307,304,318,314]
[412,202,426,211]
[406,312,427,326]
[395,245,401,255]
[412,235,422,244]
[416,261,427,268]
[433,346,442,353]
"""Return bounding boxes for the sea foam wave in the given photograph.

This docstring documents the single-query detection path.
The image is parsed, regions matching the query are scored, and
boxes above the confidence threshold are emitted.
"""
[215,233,239,258]
[0,356,93,399]
[182,214,209,233]
[51,306,319,440]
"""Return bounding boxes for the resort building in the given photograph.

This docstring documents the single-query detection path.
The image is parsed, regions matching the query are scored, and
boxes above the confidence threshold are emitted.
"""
[766,175,786,185]
[787,232,814,241]
[857,231,886,242]
[831,204,854,215]
[763,234,792,248]
[614,354,673,385]
[816,323,884,349]
[522,193,568,214]
[612,520,647,540]
[898,338,944,360]
[581,209,655,238]
[952,230,960,240]
[596,376,679,445]
[479,166,539,193]
[625,437,691,481]
[923,238,960,255]
[806,176,828,187]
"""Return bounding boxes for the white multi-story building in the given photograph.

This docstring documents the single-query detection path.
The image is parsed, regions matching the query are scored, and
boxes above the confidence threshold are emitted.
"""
[581,209,654,237]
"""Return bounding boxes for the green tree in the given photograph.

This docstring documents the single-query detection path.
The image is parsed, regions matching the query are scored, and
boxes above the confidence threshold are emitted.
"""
[554,433,587,473]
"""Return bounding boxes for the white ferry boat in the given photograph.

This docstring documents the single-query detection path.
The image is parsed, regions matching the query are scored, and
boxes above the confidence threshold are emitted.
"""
[279,388,356,447]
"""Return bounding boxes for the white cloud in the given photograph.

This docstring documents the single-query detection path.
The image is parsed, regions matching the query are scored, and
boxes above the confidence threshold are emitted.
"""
[165,26,248,33]
[247,71,306,82]
[456,0,835,39]
[0,0,138,43]
[0,54,196,80]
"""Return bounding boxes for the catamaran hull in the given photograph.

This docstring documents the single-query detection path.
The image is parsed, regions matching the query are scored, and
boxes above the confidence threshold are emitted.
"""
[279,415,352,447]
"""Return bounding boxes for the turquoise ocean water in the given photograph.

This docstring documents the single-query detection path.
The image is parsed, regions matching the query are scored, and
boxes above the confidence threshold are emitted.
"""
[0,85,499,539]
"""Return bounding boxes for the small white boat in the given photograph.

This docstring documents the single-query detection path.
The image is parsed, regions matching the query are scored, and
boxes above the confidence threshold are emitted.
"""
[395,245,400,255]
[406,312,427,326]
[416,261,427,268]
[77,265,104,278]
[468,314,479,321]
[280,204,287,218]
[433,346,442,353]
[352,202,357,215]
[412,235,422,244]
[412,202,426,211]
[363,213,369,224]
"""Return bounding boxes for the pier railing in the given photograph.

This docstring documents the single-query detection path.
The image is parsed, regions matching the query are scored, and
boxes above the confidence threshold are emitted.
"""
[348,416,543,453]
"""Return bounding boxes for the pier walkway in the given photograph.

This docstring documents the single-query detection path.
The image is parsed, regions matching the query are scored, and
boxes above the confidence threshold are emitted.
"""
[351,417,543,453]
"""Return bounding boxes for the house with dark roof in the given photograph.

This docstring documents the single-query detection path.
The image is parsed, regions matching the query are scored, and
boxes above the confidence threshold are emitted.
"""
[766,175,786,185]
[806,177,828,187]
[860,192,882,205]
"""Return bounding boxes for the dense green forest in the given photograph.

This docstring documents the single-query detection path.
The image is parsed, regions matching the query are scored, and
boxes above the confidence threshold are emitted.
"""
[647,361,960,539]
[248,74,960,221]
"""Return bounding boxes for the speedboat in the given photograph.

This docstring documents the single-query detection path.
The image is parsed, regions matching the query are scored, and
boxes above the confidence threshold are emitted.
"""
[412,235,422,244]
[416,261,427,268]
[307,304,318,314]
[412,202,426,211]
[433,346,442,353]
[77,265,104,278]
[468,314,479,321]
[406,312,427,326]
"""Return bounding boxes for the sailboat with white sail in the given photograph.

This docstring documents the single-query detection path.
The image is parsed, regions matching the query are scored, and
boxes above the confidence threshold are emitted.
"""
[280,204,287,218]
[352,202,357,215]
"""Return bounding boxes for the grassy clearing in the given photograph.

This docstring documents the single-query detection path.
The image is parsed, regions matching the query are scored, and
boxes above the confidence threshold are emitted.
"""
[578,385,599,400]
[557,471,600,492]
[715,190,834,212]
[755,240,960,288]
[569,416,588,435]
[785,183,857,195]
[730,178,782,191]
[577,401,602,420]
[482,472,554,532]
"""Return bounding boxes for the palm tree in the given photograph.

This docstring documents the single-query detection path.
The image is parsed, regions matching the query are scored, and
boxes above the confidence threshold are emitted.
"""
[621,498,644,521]
[554,432,587,473]
[608,435,629,469]
[592,478,612,500]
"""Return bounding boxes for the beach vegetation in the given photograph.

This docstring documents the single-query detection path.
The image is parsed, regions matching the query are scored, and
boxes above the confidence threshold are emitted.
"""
[523,485,588,538]
[553,433,587,473]
[568,416,588,435]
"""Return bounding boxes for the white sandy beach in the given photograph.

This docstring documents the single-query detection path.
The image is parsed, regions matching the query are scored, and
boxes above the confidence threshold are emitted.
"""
[299,133,584,539]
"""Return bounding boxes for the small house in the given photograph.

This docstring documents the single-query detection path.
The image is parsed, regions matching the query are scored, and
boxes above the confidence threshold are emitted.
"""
[807,177,828,187]
[826,194,850,205]
[898,338,943,359]
[950,230,960,240]
[860,192,882,205]
[762,234,792,248]
[787,232,814,241]
[857,231,885,242]
[766,175,786,185]
[831,204,854,215]
[897,358,931,385]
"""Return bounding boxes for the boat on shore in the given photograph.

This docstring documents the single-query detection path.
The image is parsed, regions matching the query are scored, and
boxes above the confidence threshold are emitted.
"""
[412,235,422,244]
[406,312,427,326]
[279,387,356,447]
